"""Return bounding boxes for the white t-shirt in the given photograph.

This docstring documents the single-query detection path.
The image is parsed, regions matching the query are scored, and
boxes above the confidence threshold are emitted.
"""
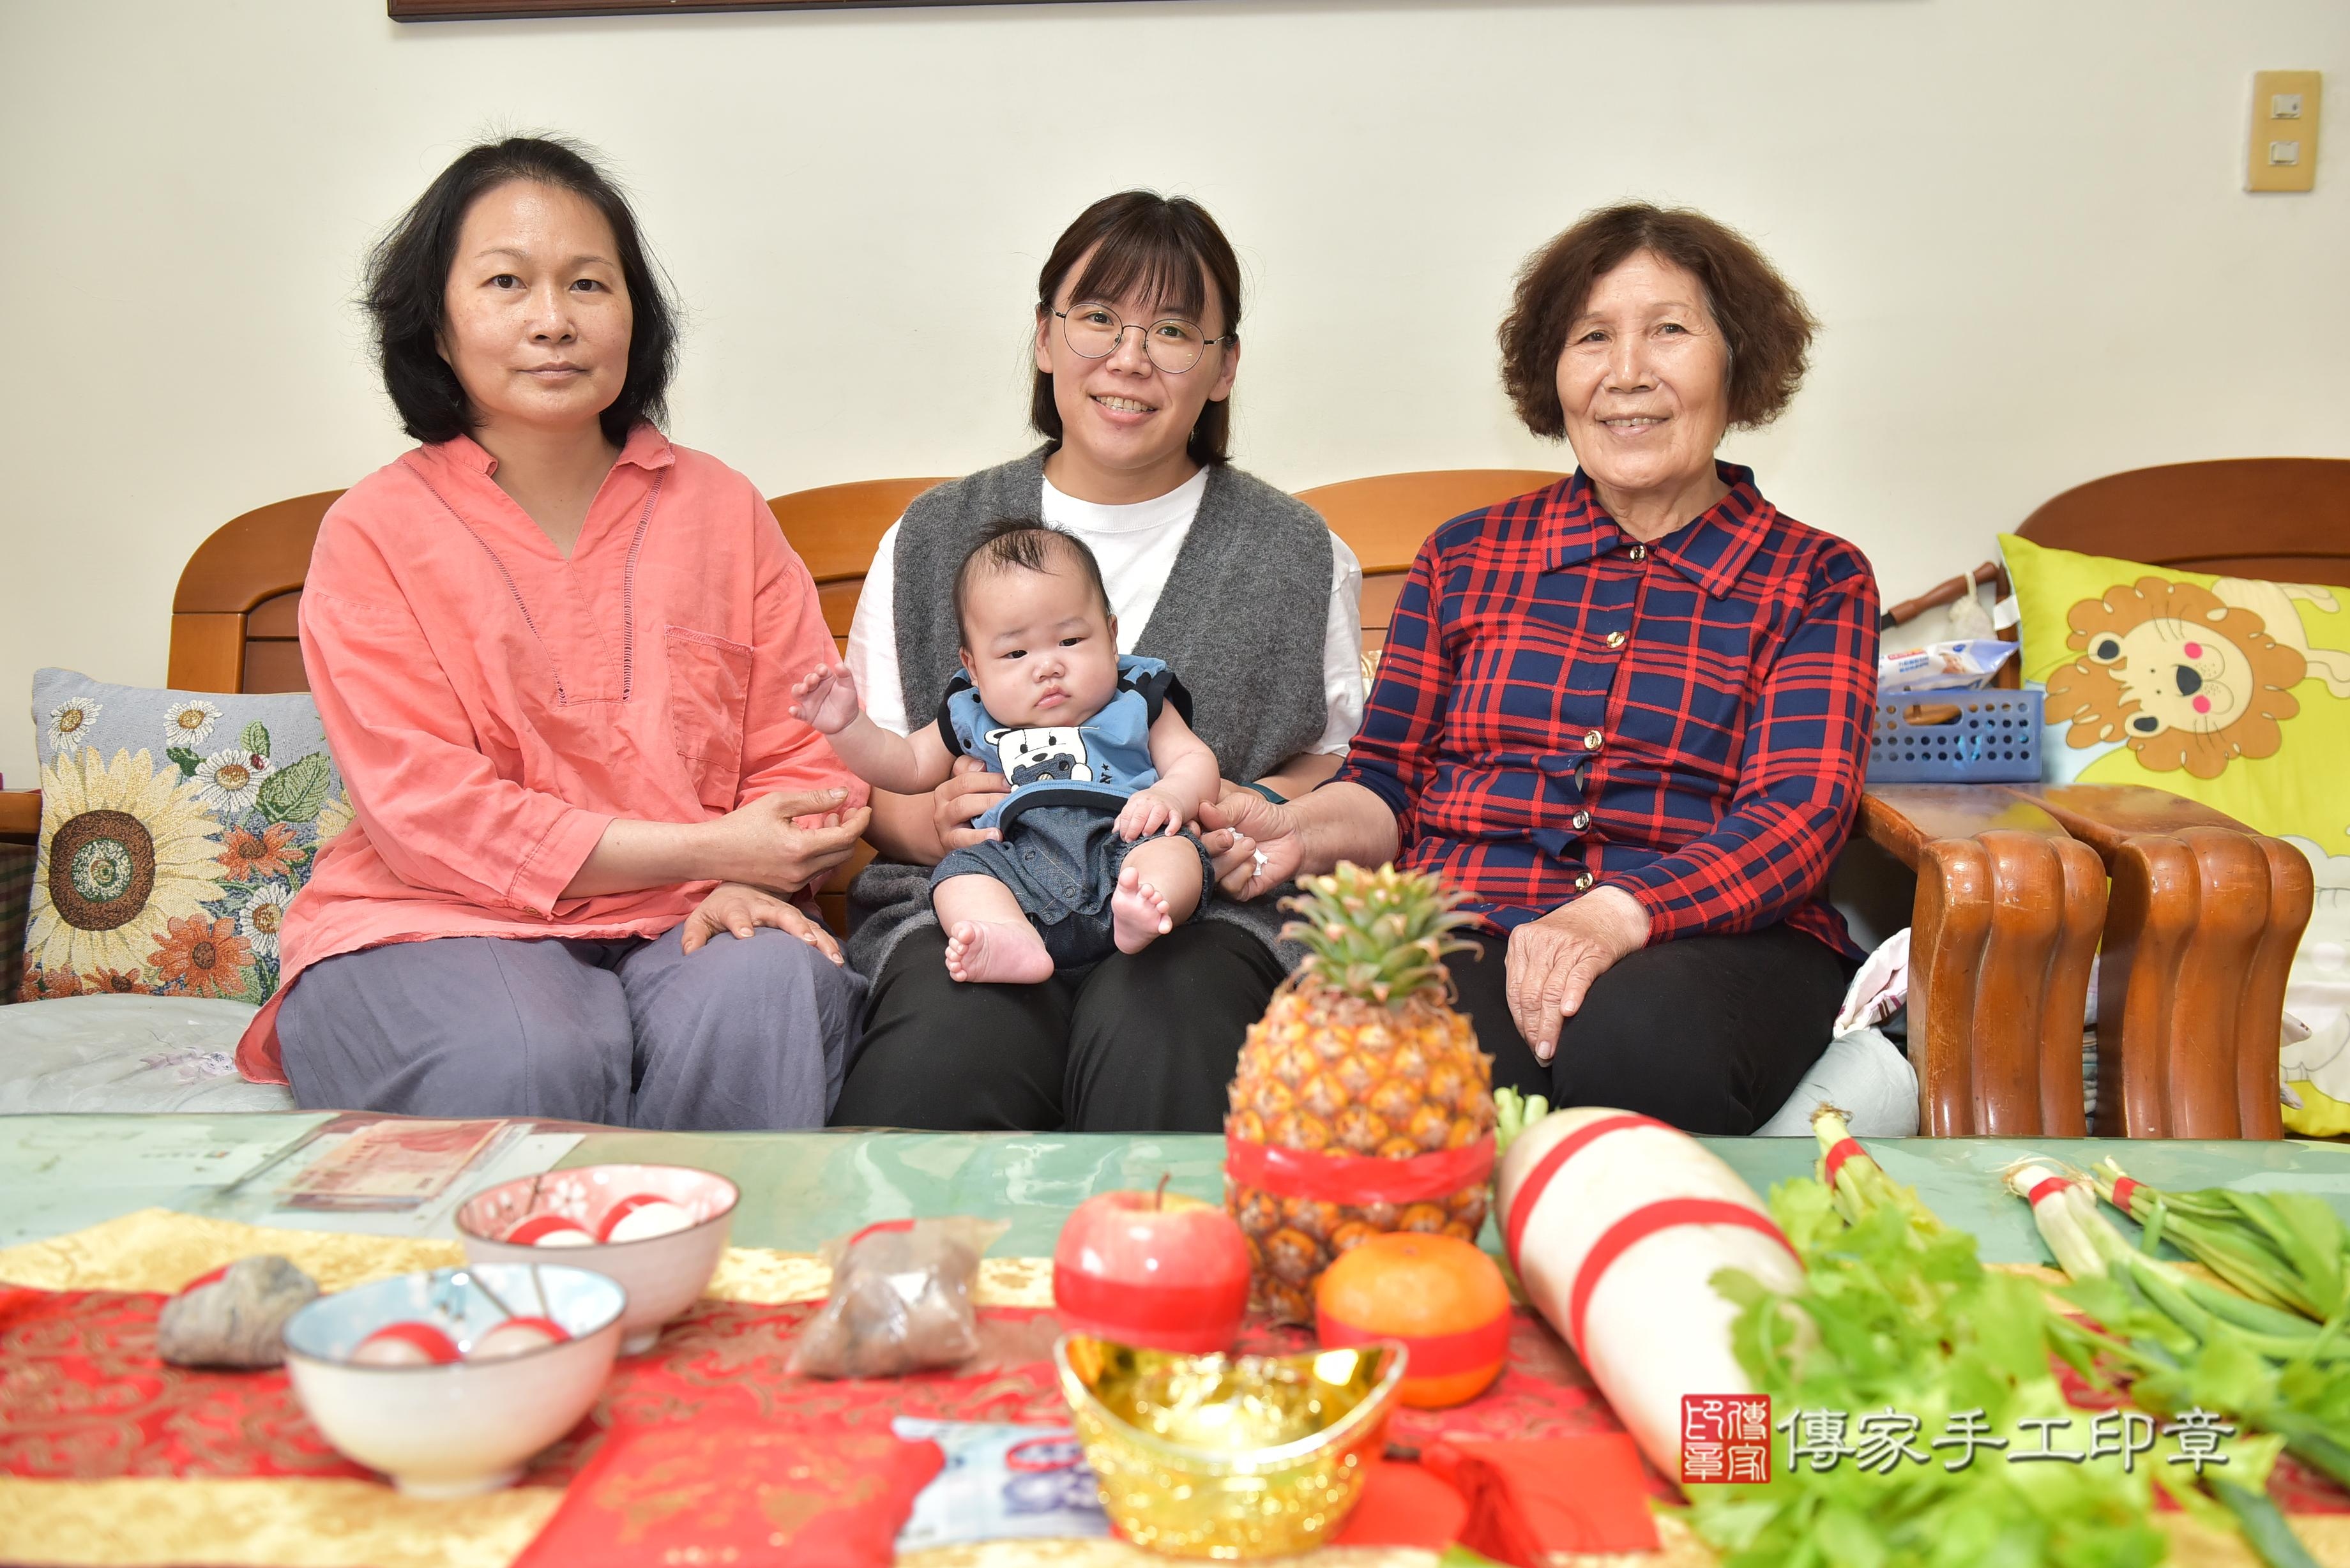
[845,468,1365,759]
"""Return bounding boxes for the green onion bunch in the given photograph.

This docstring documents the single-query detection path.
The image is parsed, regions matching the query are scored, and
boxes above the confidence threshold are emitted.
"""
[2095,1161,2350,1325]
[2010,1160,2349,1566]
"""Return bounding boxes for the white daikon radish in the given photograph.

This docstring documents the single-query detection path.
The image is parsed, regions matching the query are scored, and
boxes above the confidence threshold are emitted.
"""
[1496,1106,1802,1477]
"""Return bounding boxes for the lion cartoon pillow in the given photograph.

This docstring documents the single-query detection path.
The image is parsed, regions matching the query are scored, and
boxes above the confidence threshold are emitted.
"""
[2001,533,2350,1134]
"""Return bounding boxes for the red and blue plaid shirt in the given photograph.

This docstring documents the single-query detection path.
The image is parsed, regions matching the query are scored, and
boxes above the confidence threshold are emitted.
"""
[1333,464,1879,957]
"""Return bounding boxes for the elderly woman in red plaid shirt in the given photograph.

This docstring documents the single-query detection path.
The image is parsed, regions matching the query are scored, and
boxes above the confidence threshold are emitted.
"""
[1205,204,1881,1134]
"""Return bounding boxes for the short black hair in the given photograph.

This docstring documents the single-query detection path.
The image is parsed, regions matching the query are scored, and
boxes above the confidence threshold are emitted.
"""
[953,521,1114,645]
[1033,191,1243,467]
[362,135,679,448]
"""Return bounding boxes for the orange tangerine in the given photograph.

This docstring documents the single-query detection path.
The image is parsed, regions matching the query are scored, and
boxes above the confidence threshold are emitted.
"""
[1314,1232,1511,1408]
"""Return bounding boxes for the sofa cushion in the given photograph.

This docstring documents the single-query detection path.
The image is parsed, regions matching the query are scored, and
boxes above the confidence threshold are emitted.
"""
[21,669,350,1007]
[0,993,295,1112]
[2000,534,2350,1134]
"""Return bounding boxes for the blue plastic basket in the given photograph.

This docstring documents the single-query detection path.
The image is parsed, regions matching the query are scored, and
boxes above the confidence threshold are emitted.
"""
[1867,690,2043,783]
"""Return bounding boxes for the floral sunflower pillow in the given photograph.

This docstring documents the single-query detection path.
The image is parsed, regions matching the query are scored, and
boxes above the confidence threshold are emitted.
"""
[22,669,352,1007]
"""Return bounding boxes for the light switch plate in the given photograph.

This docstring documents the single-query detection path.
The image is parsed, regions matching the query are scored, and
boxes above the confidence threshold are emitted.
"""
[2249,70,2321,191]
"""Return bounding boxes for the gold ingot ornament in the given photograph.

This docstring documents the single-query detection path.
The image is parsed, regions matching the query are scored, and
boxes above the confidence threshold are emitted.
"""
[1054,1332,1406,1558]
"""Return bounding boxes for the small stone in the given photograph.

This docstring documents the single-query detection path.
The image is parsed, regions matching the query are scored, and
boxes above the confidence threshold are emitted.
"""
[156,1255,319,1369]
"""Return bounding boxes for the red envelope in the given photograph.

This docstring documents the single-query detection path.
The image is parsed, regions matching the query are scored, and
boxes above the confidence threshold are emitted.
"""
[1332,1458,1471,1548]
[1423,1434,1660,1562]
[511,1421,944,1568]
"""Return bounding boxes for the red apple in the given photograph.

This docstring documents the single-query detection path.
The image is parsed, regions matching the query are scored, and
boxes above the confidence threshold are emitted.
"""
[1054,1186,1250,1355]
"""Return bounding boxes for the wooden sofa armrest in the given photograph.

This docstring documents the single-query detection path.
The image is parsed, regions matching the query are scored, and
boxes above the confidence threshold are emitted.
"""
[1859,785,2105,1136]
[0,790,39,846]
[2011,783,2308,1139]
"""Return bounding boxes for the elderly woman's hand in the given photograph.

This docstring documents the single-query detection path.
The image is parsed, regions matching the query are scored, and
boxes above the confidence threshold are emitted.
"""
[932,753,1012,852]
[1196,790,1302,901]
[1505,887,1651,1064]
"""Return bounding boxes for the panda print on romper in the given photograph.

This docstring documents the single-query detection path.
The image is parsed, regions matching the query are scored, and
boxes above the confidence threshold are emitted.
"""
[938,655,1188,833]
[990,727,1097,788]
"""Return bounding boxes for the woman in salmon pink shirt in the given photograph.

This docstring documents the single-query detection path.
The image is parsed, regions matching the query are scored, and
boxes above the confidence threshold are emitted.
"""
[236,137,870,1129]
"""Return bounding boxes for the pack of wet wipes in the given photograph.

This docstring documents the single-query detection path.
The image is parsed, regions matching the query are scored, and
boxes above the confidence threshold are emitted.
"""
[891,1418,1110,1549]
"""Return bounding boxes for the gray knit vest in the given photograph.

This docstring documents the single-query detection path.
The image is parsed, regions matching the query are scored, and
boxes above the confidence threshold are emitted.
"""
[844,447,1333,979]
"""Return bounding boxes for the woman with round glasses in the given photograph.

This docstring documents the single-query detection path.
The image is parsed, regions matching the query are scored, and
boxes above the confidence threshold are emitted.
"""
[830,190,1364,1133]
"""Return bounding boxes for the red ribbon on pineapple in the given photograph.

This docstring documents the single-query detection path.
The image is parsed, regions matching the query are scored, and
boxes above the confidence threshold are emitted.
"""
[1223,1137,1494,1205]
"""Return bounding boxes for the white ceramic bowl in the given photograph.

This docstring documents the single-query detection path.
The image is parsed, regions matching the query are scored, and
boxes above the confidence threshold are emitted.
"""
[282,1263,625,1498]
[456,1164,738,1355]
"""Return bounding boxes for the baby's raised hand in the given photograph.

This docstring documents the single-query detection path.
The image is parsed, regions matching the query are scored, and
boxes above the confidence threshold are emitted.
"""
[789,663,863,735]
[1116,787,1182,841]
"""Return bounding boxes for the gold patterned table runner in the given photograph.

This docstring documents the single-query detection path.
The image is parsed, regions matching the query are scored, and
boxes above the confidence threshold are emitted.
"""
[0,1212,2323,1568]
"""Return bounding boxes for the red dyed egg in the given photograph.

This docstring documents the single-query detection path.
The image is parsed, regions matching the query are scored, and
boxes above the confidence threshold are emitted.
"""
[505,1214,594,1247]
[597,1195,694,1243]
[351,1321,461,1366]
[466,1315,572,1360]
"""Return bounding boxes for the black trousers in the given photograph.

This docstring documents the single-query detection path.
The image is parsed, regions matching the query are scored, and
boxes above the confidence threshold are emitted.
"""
[828,919,1284,1133]
[1452,923,1852,1135]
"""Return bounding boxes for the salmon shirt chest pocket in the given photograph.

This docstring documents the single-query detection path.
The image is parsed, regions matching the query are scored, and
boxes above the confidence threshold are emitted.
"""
[938,654,1192,833]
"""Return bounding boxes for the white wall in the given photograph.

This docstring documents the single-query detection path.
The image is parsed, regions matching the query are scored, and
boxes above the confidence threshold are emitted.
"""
[3,0,2345,786]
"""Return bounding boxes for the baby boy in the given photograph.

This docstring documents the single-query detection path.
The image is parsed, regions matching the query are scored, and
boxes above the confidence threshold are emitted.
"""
[791,522,1217,984]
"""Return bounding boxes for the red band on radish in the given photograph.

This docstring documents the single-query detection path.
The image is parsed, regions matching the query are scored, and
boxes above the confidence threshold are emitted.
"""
[1317,1308,1512,1378]
[1224,1137,1494,1207]
[178,1264,232,1296]
[1821,1137,1867,1187]
[1565,1198,1795,1352]
[2026,1175,2073,1207]
[2110,1177,2143,1214]
[1501,1114,1666,1270]
[1054,1265,1249,1334]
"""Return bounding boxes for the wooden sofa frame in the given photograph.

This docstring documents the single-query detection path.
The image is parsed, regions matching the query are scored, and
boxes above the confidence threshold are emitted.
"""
[5,459,2335,1139]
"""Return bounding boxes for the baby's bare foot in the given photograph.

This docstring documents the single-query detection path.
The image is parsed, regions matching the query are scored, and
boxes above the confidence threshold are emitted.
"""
[943,919,1054,984]
[1111,864,1173,954]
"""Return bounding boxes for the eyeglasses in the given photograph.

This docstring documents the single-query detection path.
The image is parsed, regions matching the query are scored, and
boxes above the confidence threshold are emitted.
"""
[1054,304,1232,375]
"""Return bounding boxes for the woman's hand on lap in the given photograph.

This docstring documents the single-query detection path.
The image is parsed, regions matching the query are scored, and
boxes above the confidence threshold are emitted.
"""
[934,755,1010,850]
[679,882,844,965]
[1505,887,1650,1064]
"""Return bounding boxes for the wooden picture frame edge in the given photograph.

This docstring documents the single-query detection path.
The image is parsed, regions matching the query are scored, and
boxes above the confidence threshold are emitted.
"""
[391,0,1181,17]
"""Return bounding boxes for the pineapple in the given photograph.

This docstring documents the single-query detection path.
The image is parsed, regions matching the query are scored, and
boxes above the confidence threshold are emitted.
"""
[1225,862,1495,1323]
